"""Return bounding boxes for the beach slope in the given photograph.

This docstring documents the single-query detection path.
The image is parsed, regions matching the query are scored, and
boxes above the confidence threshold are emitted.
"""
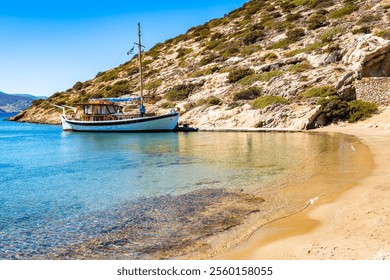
[218,108,390,260]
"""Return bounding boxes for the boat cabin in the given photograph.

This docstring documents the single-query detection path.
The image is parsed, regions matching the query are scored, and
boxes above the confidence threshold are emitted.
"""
[71,101,124,121]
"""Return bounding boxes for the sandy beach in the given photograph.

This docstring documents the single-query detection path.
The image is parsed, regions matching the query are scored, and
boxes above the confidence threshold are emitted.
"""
[218,107,390,260]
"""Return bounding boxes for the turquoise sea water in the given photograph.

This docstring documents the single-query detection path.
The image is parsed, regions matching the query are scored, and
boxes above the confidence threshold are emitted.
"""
[0,113,362,259]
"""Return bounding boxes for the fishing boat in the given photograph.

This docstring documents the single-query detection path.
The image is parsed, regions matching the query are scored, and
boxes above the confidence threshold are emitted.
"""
[54,23,180,132]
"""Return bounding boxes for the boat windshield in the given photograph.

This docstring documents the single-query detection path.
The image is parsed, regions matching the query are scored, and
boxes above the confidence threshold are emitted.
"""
[83,104,120,115]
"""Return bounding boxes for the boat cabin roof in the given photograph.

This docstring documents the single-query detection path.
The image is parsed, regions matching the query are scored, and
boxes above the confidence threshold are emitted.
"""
[74,102,123,115]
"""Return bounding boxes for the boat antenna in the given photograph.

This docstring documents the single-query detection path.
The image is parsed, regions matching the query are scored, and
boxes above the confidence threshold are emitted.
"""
[135,22,145,105]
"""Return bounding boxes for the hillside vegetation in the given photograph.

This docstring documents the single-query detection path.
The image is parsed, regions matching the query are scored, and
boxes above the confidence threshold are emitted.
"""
[12,0,390,129]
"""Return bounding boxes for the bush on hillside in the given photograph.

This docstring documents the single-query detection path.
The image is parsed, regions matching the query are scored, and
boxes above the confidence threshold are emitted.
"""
[233,87,262,101]
[307,13,328,30]
[258,70,284,82]
[164,84,193,101]
[73,81,83,91]
[251,96,289,109]
[374,29,390,40]
[328,3,358,19]
[286,28,305,41]
[176,48,193,59]
[348,100,378,122]
[300,86,337,98]
[243,30,265,45]
[318,96,378,123]
[288,61,312,73]
[227,68,255,83]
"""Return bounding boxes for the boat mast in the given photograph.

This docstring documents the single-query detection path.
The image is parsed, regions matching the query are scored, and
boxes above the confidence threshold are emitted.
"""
[137,22,144,106]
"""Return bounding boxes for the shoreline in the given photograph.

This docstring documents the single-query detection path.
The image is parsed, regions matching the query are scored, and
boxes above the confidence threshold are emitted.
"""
[215,113,390,260]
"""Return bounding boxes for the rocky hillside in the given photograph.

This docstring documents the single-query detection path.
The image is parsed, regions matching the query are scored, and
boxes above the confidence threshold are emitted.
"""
[12,0,390,129]
[0,92,39,113]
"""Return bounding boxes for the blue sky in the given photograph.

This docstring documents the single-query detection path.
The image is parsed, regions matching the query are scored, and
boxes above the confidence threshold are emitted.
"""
[0,0,247,97]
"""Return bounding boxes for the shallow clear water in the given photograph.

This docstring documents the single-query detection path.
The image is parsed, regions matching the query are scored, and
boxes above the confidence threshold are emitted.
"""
[0,113,363,259]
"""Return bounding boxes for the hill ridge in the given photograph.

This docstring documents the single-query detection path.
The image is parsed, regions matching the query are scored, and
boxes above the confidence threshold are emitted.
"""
[11,0,390,128]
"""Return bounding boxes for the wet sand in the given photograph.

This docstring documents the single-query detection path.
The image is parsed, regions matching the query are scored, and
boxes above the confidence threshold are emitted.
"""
[217,111,390,260]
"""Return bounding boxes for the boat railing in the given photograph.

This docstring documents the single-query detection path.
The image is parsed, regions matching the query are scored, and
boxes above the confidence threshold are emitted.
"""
[65,112,157,122]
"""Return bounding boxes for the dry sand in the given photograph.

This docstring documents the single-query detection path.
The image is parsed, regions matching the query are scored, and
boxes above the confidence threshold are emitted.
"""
[218,107,390,260]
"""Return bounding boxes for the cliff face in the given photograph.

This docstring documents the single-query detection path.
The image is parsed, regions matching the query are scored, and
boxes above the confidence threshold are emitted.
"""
[12,0,390,129]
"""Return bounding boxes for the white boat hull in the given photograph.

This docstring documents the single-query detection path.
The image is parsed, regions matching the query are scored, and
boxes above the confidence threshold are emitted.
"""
[61,112,180,132]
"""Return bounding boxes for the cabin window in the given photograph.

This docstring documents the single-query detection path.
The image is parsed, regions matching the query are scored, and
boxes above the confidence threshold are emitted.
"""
[107,106,116,114]
[97,106,108,115]
[85,105,94,115]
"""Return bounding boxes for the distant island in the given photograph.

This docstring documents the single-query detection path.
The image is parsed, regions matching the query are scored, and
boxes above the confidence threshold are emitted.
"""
[0,91,46,113]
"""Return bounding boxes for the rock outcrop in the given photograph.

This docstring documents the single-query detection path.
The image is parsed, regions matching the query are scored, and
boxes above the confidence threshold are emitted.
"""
[11,0,390,129]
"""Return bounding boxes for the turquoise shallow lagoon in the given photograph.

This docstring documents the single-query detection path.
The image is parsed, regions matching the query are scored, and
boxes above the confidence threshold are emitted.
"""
[0,113,366,259]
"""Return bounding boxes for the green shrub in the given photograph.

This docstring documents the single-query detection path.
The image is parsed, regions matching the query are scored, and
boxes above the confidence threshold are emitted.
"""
[99,80,132,97]
[286,28,305,41]
[320,27,344,43]
[210,32,223,40]
[284,41,326,57]
[269,28,305,49]
[281,1,296,12]
[243,30,264,45]
[205,40,222,50]
[192,26,211,40]
[32,99,46,107]
[258,70,284,82]
[300,86,337,98]
[144,79,162,91]
[219,42,241,58]
[73,81,83,91]
[172,34,189,45]
[252,96,290,109]
[318,95,349,122]
[374,29,390,40]
[328,4,358,19]
[357,14,381,24]
[227,68,255,83]
[205,97,222,107]
[240,45,262,56]
[308,0,334,9]
[190,65,219,77]
[165,84,193,101]
[237,74,261,86]
[127,66,139,76]
[176,48,193,59]
[317,97,378,123]
[161,101,176,109]
[288,61,312,73]
[269,38,292,49]
[348,100,378,122]
[307,14,327,30]
[352,26,371,35]
[99,69,120,82]
[199,53,221,66]
[292,0,310,6]
[244,0,263,16]
[148,43,163,59]
[233,87,262,101]
[262,52,278,61]
[195,98,207,107]
[286,12,302,22]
